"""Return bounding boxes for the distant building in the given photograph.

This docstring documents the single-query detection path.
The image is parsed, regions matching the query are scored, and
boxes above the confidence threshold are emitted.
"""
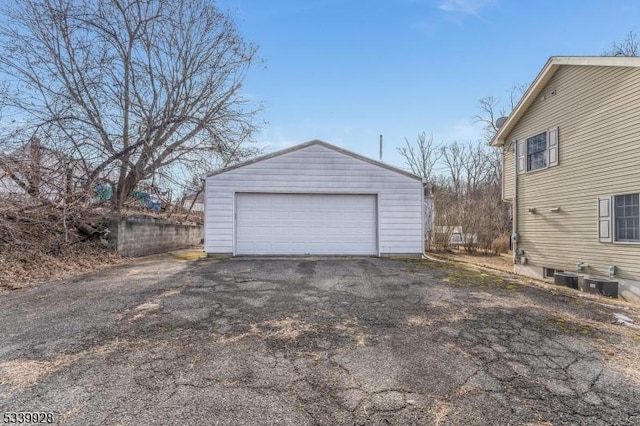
[182,192,204,212]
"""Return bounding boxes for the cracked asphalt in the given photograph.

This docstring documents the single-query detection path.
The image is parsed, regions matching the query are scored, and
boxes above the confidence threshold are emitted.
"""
[1,255,640,425]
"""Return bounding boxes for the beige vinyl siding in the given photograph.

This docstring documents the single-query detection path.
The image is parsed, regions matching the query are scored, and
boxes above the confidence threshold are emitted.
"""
[502,145,515,200]
[205,144,424,255]
[506,65,640,281]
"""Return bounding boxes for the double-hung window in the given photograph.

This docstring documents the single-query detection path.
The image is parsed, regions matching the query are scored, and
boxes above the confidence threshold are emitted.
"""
[516,127,558,174]
[614,193,640,242]
[526,133,547,171]
[598,193,640,243]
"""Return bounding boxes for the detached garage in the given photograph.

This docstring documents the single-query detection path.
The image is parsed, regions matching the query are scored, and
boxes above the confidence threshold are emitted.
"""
[205,140,425,256]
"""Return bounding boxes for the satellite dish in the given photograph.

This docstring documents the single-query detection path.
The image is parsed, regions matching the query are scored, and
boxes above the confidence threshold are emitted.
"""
[495,116,508,129]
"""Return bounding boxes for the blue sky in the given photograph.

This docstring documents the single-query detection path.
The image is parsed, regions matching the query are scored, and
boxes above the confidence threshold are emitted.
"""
[216,0,640,168]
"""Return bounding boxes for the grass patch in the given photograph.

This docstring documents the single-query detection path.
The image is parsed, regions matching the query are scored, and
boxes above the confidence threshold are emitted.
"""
[443,264,521,290]
[548,317,592,335]
[397,258,447,273]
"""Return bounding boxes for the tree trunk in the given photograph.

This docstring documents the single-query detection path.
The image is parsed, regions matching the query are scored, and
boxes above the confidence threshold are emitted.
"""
[184,187,203,221]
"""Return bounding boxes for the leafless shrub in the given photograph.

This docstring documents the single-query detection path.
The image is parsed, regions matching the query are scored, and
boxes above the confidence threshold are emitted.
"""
[491,234,510,255]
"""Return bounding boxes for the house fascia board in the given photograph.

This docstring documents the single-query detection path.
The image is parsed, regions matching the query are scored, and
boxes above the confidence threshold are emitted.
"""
[491,56,640,147]
[207,139,424,182]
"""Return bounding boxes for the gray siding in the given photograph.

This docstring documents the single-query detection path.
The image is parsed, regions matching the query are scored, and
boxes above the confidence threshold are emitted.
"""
[504,65,640,281]
[205,143,424,255]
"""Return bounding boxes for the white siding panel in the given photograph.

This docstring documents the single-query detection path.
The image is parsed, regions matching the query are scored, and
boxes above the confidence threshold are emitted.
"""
[205,143,423,255]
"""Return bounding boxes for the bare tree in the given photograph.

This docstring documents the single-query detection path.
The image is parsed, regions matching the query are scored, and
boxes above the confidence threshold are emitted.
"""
[440,142,466,195]
[397,132,441,182]
[474,84,528,143]
[461,141,493,194]
[398,133,509,252]
[604,31,639,57]
[469,85,527,252]
[474,96,501,141]
[0,0,260,211]
[484,147,502,187]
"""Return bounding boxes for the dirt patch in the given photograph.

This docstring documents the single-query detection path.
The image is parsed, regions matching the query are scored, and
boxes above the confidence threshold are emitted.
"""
[406,316,432,327]
[334,317,370,346]
[170,249,205,261]
[0,200,202,294]
[216,315,317,343]
[0,339,121,391]
[0,359,76,389]
[117,289,183,321]
[0,239,121,293]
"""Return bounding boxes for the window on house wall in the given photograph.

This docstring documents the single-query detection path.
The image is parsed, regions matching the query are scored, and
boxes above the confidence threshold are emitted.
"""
[614,193,640,242]
[526,132,547,171]
[516,127,558,174]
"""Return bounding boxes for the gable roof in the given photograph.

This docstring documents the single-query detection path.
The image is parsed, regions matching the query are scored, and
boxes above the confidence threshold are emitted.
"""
[491,56,640,147]
[207,139,424,181]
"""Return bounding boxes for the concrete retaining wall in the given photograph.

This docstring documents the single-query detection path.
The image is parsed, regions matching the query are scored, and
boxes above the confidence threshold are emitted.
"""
[109,216,203,257]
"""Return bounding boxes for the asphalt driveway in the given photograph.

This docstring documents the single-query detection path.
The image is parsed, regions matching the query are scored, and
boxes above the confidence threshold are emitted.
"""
[1,255,640,425]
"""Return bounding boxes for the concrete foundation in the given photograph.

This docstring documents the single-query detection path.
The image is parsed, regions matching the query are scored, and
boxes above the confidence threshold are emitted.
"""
[515,263,640,304]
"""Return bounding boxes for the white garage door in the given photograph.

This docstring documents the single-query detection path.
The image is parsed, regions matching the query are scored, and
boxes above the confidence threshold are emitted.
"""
[235,193,377,255]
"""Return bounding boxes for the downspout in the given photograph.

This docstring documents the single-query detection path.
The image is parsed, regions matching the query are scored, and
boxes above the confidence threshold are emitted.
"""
[202,177,207,253]
[512,140,519,266]
[421,179,426,256]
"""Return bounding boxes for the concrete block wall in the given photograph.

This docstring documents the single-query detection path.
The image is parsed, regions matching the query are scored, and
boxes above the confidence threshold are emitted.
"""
[109,216,203,257]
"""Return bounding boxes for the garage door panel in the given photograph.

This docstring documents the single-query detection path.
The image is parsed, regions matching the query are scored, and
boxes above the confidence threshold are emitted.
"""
[236,193,377,255]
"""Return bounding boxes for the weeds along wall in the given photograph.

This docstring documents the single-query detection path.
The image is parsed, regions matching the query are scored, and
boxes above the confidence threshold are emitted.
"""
[108,216,203,257]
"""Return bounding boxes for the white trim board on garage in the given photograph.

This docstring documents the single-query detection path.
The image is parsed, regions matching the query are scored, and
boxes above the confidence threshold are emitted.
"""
[205,140,425,257]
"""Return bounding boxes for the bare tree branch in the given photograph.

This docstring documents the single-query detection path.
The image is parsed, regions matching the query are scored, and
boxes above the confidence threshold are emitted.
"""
[473,84,528,144]
[397,132,441,182]
[0,0,261,211]
[603,31,639,57]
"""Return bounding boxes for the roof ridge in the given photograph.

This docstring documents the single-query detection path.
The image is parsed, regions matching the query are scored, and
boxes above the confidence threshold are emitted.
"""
[207,140,423,181]
[492,56,640,146]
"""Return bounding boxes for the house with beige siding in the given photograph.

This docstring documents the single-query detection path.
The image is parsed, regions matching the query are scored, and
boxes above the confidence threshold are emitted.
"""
[492,56,640,303]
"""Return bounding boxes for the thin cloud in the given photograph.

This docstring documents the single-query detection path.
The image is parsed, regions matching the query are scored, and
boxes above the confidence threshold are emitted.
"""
[439,0,496,16]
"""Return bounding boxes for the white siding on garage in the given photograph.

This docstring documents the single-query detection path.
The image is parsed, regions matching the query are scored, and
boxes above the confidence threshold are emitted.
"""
[205,142,424,256]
